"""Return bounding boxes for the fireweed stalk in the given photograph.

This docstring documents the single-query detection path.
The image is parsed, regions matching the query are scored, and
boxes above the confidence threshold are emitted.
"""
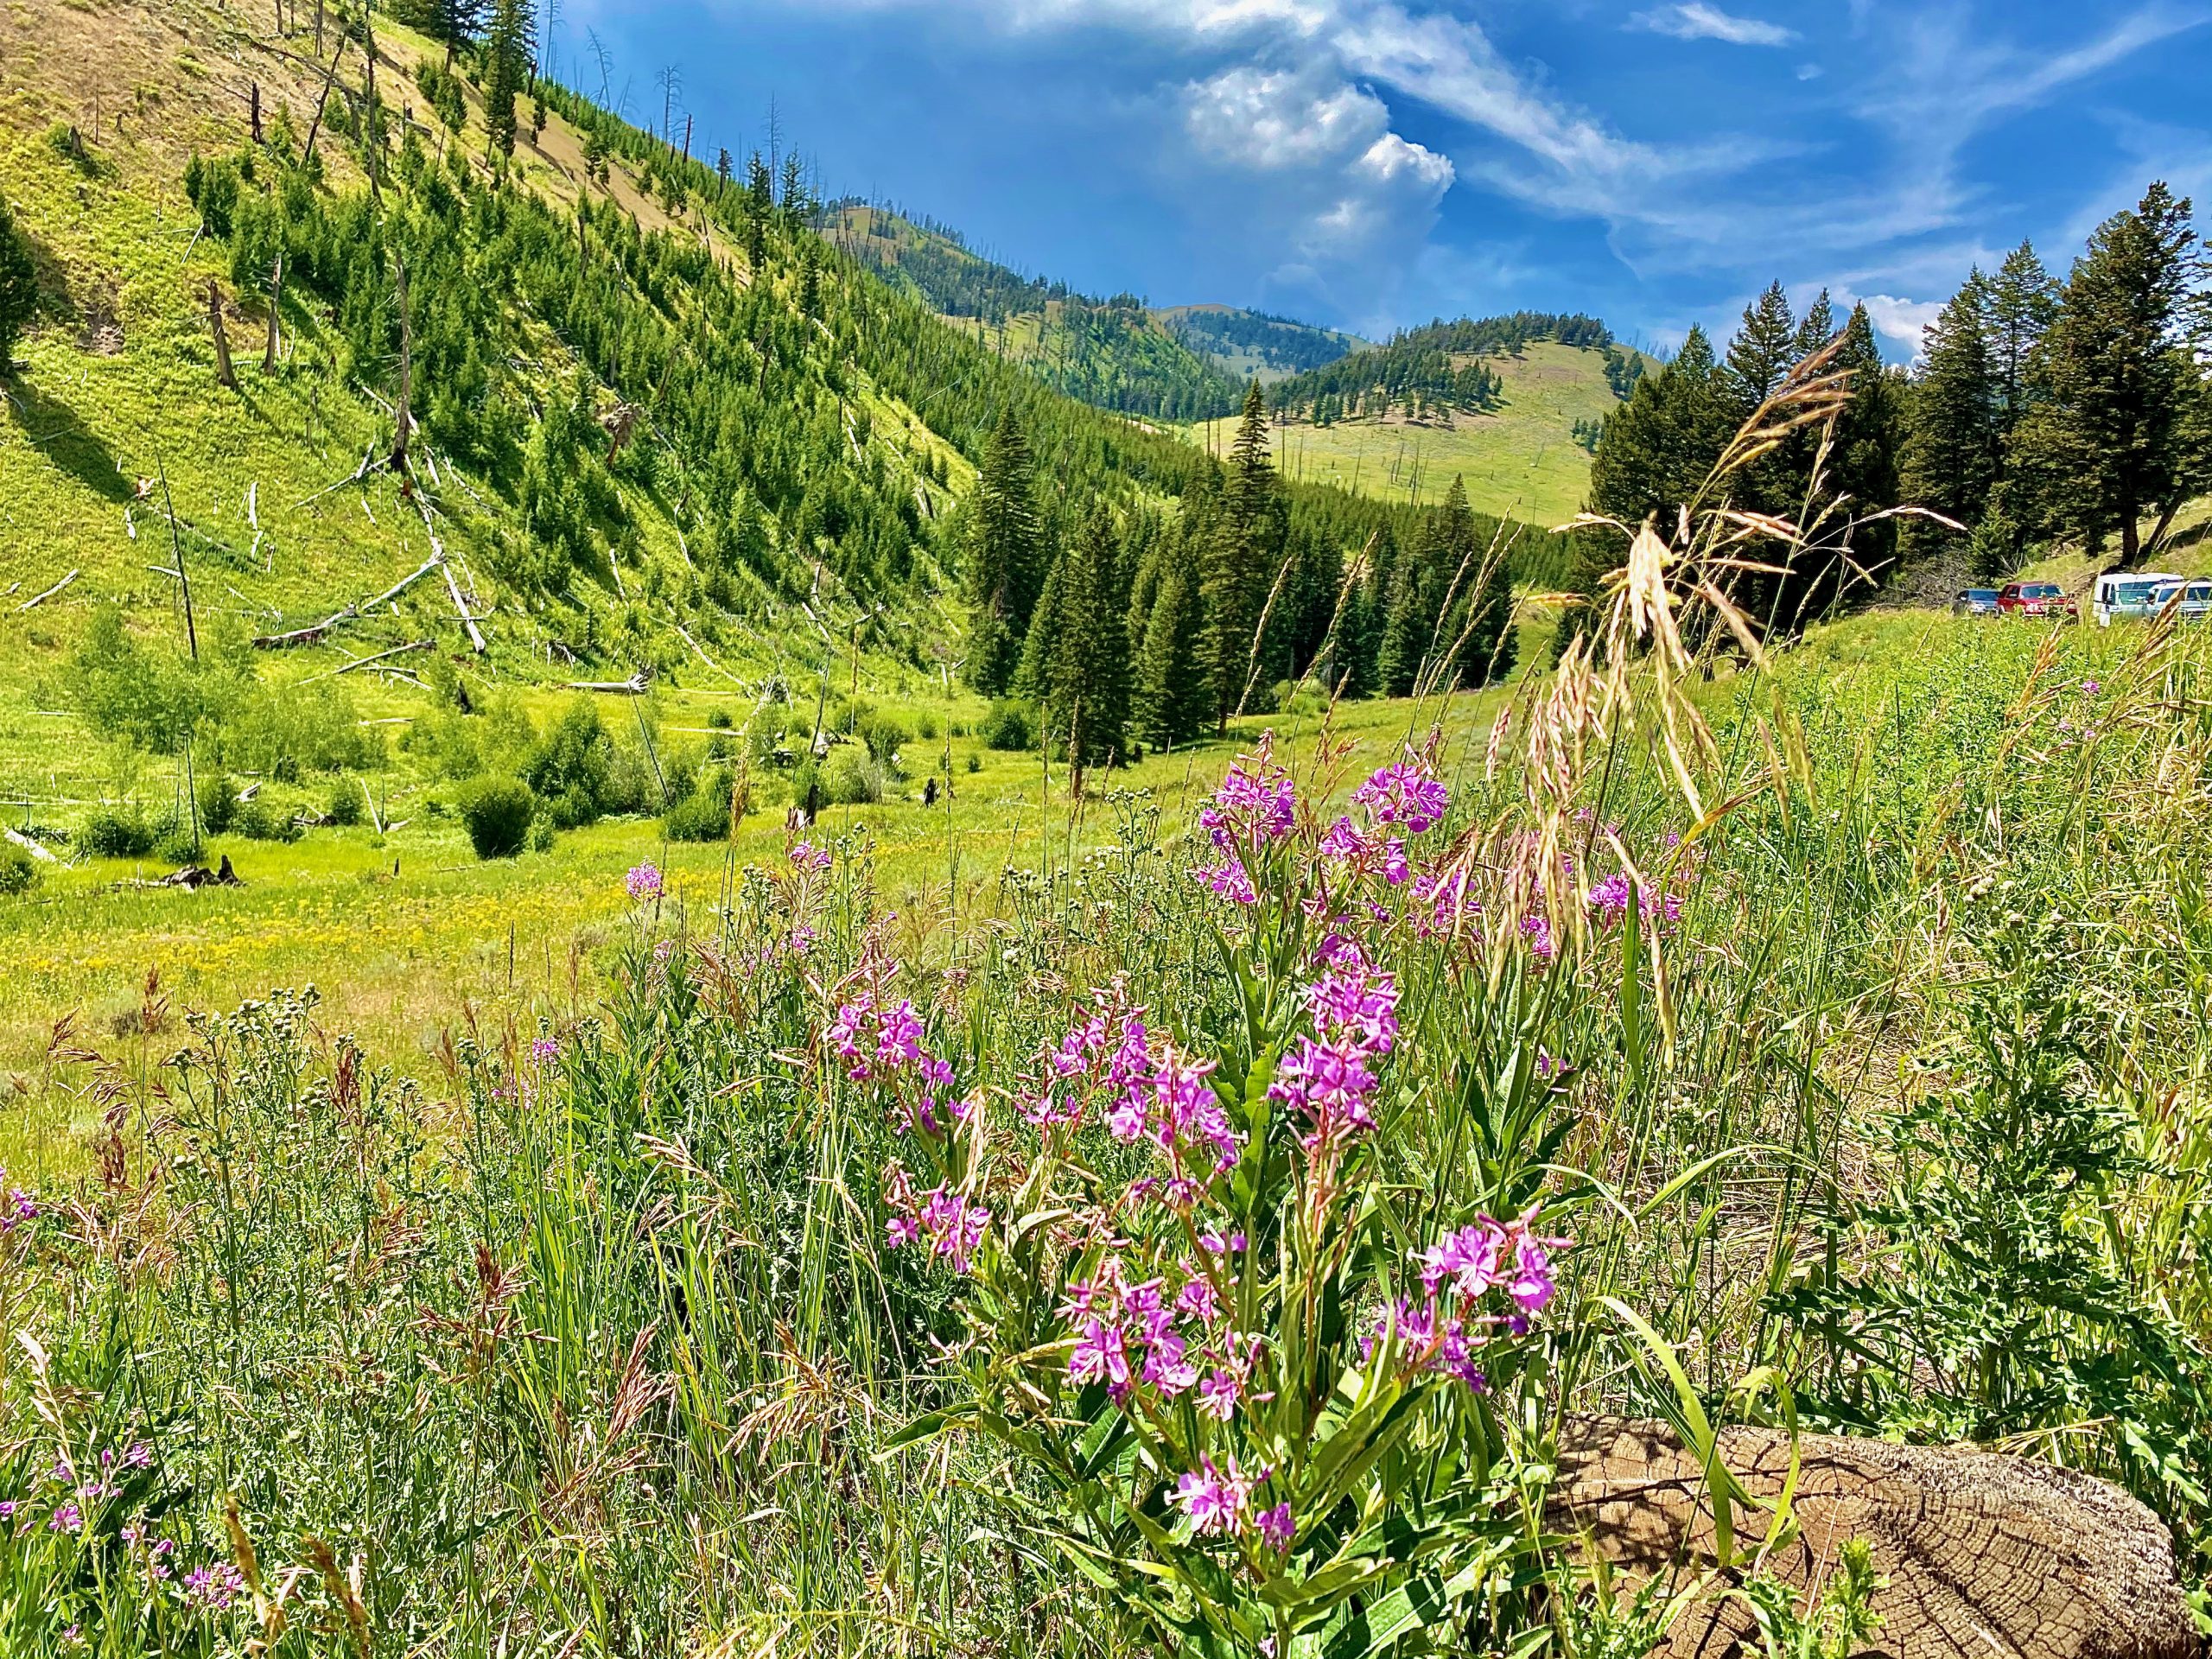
[835,744,1587,1655]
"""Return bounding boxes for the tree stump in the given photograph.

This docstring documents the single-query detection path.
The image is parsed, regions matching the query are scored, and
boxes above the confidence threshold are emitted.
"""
[1548,1416,2200,1659]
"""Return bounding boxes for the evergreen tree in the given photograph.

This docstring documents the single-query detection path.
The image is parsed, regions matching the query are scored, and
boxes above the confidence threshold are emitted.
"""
[1722,281,1799,420]
[964,406,1046,695]
[744,153,772,273]
[1433,478,1516,688]
[1900,274,2001,563]
[1792,288,1838,360]
[1375,558,1431,698]
[0,200,36,372]
[2008,182,2207,568]
[483,0,529,159]
[1134,518,1211,747]
[1201,383,1281,727]
[1044,505,1134,779]
[797,237,821,319]
[1986,241,2060,439]
[1823,303,1908,598]
[391,0,487,64]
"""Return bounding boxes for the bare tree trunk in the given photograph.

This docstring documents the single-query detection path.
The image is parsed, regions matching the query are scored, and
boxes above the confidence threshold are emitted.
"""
[682,113,692,162]
[315,0,324,53]
[250,83,264,144]
[390,256,412,474]
[206,279,237,389]
[304,34,345,165]
[263,253,283,372]
[157,463,199,662]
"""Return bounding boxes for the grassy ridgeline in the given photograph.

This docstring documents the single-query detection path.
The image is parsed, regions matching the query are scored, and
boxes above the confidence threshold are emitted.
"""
[2,599,2208,1652]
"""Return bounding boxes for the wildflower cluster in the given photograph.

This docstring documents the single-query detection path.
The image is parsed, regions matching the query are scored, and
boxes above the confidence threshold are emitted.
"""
[625,861,664,903]
[1367,1210,1571,1389]
[0,1164,36,1233]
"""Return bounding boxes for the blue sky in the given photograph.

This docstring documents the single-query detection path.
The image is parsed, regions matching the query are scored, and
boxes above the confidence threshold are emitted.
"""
[544,1,2212,359]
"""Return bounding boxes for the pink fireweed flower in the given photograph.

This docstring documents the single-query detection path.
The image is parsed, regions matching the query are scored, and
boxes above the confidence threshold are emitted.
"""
[1175,1274,1224,1325]
[1070,1319,1133,1401]
[1173,1457,1254,1538]
[1270,1033,1379,1147]
[1500,1211,1571,1314]
[1195,858,1258,906]
[184,1562,245,1612]
[918,1187,990,1274]
[1196,1367,1242,1421]
[625,861,664,903]
[1521,913,1555,962]
[2082,679,2102,696]
[49,1503,83,1533]
[1256,1502,1295,1552]
[1141,1330,1200,1397]
[1201,741,1297,851]
[1198,1228,1247,1256]
[0,1166,35,1232]
[789,840,832,872]
[1352,759,1450,835]
[1304,957,1400,1057]
[1420,1220,1505,1300]
[876,1000,925,1069]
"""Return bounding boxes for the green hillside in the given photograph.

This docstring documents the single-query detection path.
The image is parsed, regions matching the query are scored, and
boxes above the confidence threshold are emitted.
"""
[1154,302,1370,385]
[1184,339,1643,527]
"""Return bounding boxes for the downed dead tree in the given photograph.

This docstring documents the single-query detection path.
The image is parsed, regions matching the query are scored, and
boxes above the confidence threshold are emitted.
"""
[252,555,446,648]
[564,670,652,695]
[1548,1415,2199,1659]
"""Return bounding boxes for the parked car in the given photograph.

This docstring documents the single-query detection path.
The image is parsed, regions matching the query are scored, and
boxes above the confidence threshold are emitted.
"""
[2093,570,2183,626]
[1997,582,2076,620]
[1951,588,2001,617]
[2151,579,2212,623]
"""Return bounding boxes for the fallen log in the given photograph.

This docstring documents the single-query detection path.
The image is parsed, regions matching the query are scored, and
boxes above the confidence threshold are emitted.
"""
[565,671,652,695]
[3,825,57,863]
[16,569,79,612]
[1548,1415,2198,1659]
[295,640,432,685]
[252,554,445,648]
[413,497,485,654]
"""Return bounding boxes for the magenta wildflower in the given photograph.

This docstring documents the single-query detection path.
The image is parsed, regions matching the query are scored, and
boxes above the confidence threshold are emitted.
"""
[48,1503,82,1534]
[624,861,664,903]
[184,1561,245,1612]
[1352,760,1451,835]
[1070,1319,1133,1400]
[1256,1502,1295,1551]
[789,840,832,872]
[530,1037,560,1065]
[1270,1033,1379,1147]
[1195,858,1258,906]
[1173,1457,1252,1537]
[1197,1368,1242,1421]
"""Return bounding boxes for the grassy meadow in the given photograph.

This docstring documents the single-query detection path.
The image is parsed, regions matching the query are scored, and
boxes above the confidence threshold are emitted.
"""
[1181,341,1624,527]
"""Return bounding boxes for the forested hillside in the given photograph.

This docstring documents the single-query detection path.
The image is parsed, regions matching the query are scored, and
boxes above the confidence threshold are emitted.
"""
[0,0,1566,843]
[1155,303,1368,385]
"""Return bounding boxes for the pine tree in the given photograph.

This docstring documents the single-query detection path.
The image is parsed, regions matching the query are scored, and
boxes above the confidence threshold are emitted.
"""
[1722,281,1799,421]
[744,153,772,273]
[1133,538,1208,747]
[1044,505,1134,780]
[1826,303,1908,594]
[0,200,36,372]
[484,0,528,159]
[2008,182,2206,568]
[1900,274,2000,563]
[1430,477,1517,688]
[797,237,821,319]
[964,406,1046,696]
[1201,382,1281,727]
[1986,241,2060,438]
[1375,559,1430,698]
[1792,288,1837,360]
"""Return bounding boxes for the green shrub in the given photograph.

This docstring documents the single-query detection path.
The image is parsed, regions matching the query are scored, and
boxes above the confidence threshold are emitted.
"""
[529,814,556,854]
[913,712,940,741]
[79,808,156,859]
[327,779,365,828]
[664,767,740,842]
[981,700,1034,752]
[856,710,908,765]
[456,775,537,860]
[233,798,302,843]
[965,753,982,774]
[788,757,822,810]
[822,747,885,806]
[155,824,201,866]
[0,841,38,896]
[196,772,239,836]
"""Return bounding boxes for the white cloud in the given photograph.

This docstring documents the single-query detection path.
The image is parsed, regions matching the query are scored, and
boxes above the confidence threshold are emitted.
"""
[1630,4,1797,48]
[1853,293,1944,355]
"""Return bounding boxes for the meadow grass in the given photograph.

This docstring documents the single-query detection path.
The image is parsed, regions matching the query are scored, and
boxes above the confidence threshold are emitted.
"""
[1180,342,1623,527]
[2,580,2207,1656]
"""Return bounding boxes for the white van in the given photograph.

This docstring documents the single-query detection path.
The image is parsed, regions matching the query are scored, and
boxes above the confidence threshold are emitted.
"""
[2094,570,2184,626]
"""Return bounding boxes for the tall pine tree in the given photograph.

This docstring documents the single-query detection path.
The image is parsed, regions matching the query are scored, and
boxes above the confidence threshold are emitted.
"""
[1044,505,1134,782]
[2008,182,2207,568]
[1900,274,2001,565]
[964,407,1046,695]
[1133,513,1211,747]
[484,0,529,159]
[1202,383,1281,728]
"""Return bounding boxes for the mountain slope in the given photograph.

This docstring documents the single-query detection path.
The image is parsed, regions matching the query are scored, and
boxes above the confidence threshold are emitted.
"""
[1184,321,1656,527]
[822,203,1370,418]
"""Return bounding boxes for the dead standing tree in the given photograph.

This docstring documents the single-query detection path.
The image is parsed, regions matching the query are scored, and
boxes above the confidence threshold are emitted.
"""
[205,278,236,389]
[390,253,412,475]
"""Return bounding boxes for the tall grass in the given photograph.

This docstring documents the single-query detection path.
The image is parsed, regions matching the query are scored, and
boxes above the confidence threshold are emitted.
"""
[4,393,2211,1650]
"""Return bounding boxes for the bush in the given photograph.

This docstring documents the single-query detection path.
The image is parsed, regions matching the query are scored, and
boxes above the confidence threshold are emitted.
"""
[664,767,741,842]
[80,809,156,860]
[233,798,302,844]
[327,779,365,827]
[981,700,1034,752]
[155,824,200,866]
[822,747,885,806]
[0,841,38,896]
[914,712,939,742]
[456,775,537,860]
[788,757,822,811]
[856,709,908,765]
[965,753,982,774]
[197,772,239,836]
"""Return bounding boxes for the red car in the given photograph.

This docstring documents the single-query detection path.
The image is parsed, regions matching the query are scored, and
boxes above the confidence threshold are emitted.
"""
[1997,582,2077,620]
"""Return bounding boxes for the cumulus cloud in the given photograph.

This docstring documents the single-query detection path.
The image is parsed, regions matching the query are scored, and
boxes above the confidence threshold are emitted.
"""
[1629,3,1797,48]
[1179,62,1452,302]
[1853,294,1945,355]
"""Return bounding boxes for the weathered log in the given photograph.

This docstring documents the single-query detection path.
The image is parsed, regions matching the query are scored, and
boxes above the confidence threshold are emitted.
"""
[15,569,78,612]
[1548,1415,2198,1659]
[296,640,431,685]
[3,826,57,863]
[564,671,652,695]
[252,554,445,648]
